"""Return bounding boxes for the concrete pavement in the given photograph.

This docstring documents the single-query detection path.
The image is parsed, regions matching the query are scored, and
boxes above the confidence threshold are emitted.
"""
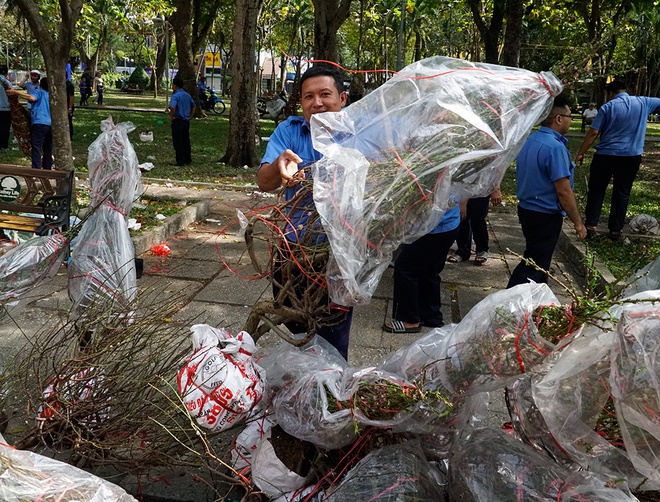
[0,182,584,501]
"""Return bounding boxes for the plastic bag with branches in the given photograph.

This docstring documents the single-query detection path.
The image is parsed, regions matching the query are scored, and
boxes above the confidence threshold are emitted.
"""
[310,56,562,305]
[68,117,142,321]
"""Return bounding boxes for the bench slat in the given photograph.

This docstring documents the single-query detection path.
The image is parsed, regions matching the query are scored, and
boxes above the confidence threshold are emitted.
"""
[0,214,40,232]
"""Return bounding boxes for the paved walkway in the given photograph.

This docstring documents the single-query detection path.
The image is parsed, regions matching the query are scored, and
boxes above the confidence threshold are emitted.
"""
[0,183,583,501]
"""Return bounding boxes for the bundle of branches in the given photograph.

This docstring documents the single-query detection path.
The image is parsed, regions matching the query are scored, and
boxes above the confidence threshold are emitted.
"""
[244,173,347,346]
[311,56,562,305]
[2,288,231,477]
[0,79,31,157]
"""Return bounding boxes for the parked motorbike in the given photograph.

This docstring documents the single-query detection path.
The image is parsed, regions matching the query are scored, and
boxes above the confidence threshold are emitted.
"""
[199,88,226,115]
[257,96,286,122]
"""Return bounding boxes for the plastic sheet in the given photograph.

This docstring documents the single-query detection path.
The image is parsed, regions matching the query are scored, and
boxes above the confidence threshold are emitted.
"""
[628,214,659,235]
[0,437,136,501]
[325,440,445,501]
[610,300,660,486]
[310,56,562,305]
[533,293,660,491]
[68,117,142,319]
[381,283,563,395]
[623,256,660,297]
[0,233,68,303]
[177,325,266,432]
[448,427,638,502]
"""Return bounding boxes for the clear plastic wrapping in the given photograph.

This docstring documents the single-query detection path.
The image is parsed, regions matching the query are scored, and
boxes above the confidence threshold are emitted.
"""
[68,117,142,319]
[381,283,562,396]
[325,440,446,501]
[0,438,136,501]
[0,233,68,303]
[310,56,562,305]
[610,301,660,486]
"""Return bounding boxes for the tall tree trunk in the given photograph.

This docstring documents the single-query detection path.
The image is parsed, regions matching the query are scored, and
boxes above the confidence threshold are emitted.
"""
[220,0,262,167]
[466,0,505,64]
[13,0,83,172]
[311,0,352,62]
[501,0,522,67]
[171,0,198,105]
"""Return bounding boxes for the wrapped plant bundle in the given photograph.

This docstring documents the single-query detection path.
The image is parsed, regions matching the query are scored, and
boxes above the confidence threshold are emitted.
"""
[447,427,637,502]
[0,437,136,501]
[533,293,660,491]
[325,440,446,501]
[610,301,660,485]
[382,283,565,396]
[310,56,562,305]
[68,117,142,321]
[0,233,68,303]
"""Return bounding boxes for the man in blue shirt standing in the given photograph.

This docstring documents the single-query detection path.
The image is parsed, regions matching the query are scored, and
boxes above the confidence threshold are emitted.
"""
[257,65,352,359]
[507,95,586,288]
[168,75,195,166]
[8,77,52,169]
[576,80,660,239]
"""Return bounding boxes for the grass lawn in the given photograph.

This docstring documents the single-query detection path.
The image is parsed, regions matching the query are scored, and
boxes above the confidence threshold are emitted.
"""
[2,89,279,184]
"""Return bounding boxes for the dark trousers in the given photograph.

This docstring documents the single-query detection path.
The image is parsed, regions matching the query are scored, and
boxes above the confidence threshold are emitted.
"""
[171,119,191,166]
[273,251,353,360]
[0,110,10,148]
[31,123,53,170]
[585,153,641,233]
[393,226,459,326]
[507,206,563,288]
[97,90,103,105]
[455,196,490,260]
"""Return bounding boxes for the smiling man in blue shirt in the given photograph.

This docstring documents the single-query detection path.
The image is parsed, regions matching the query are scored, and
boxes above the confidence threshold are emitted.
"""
[257,65,352,359]
[576,80,660,239]
[507,95,586,288]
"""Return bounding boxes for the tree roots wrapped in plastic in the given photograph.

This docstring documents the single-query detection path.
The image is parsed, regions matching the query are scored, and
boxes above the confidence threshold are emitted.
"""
[68,117,142,320]
[309,56,562,305]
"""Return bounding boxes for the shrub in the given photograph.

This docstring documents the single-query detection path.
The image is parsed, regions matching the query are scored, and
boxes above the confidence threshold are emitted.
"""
[127,65,150,89]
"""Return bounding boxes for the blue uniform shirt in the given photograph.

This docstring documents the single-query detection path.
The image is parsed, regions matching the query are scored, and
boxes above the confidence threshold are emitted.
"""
[591,93,660,156]
[169,88,195,120]
[515,126,573,215]
[429,205,461,234]
[30,89,51,126]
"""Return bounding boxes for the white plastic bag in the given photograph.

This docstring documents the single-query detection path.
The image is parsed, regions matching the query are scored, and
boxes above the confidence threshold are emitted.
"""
[177,324,266,432]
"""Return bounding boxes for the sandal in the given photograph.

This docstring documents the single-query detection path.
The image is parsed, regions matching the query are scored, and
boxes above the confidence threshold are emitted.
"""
[382,320,422,333]
[474,251,488,265]
[447,254,466,263]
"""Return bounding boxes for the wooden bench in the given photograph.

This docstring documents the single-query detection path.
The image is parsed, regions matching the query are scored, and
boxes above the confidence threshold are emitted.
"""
[0,164,74,236]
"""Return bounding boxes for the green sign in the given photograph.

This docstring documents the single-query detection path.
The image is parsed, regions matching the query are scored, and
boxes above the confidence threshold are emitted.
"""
[0,176,21,203]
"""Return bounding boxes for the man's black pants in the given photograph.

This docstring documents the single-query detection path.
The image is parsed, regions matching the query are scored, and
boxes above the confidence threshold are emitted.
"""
[507,206,563,288]
[171,118,191,166]
[0,110,10,148]
[31,123,53,170]
[585,153,641,233]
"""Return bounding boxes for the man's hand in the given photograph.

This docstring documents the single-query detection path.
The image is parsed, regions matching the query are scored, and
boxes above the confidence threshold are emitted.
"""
[575,153,585,166]
[574,221,587,241]
[257,149,304,192]
[490,187,502,206]
[274,149,303,187]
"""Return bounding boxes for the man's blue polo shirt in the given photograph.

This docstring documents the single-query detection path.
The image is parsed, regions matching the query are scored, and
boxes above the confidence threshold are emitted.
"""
[0,75,10,112]
[30,89,51,126]
[591,93,660,156]
[516,126,573,215]
[429,206,460,234]
[169,88,195,120]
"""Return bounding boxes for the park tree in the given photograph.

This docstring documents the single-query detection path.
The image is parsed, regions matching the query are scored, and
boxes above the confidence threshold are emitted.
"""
[312,0,352,62]
[220,0,263,167]
[12,0,84,171]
